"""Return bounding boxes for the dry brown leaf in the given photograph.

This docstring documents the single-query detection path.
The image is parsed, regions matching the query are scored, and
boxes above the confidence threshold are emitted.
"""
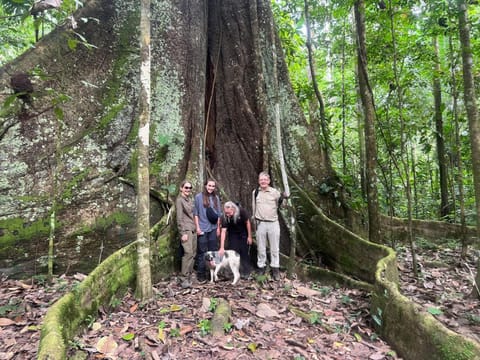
[256,303,279,318]
[96,336,118,354]
[179,325,194,336]
[0,318,16,326]
[238,301,256,314]
[369,352,385,360]
[295,285,321,297]
[73,273,87,281]
[129,303,138,313]
[16,281,32,290]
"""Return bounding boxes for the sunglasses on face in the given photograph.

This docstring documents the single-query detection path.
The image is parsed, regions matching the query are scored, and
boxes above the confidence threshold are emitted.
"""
[184,186,192,189]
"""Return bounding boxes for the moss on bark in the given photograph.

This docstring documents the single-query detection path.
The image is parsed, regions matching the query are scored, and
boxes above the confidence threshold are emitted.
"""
[37,241,137,360]
[211,298,231,338]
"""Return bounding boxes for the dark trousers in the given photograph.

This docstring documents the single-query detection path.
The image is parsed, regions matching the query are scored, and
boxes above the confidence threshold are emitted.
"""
[228,235,251,276]
[196,230,218,279]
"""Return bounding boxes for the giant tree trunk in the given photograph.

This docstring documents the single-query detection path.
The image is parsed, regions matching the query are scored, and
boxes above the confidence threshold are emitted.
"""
[0,0,337,276]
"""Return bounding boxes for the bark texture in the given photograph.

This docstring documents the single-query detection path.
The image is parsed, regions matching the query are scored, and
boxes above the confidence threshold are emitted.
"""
[458,0,480,299]
[136,0,153,300]
[354,0,381,244]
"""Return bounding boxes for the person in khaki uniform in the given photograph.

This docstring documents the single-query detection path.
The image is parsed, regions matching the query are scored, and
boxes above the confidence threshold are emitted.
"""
[175,180,197,279]
[252,172,285,281]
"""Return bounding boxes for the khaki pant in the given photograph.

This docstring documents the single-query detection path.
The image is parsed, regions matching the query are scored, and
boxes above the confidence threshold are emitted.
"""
[181,231,197,275]
[256,220,280,268]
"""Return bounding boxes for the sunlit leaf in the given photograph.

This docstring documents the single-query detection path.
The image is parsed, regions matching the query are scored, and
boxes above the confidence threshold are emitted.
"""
[170,304,182,312]
[122,332,135,341]
[158,328,166,343]
[427,307,443,316]
[96,336,118,354]
[67,38,77,50]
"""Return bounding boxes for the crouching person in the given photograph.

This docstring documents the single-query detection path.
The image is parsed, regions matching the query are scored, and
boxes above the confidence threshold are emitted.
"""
[218,201,252,279]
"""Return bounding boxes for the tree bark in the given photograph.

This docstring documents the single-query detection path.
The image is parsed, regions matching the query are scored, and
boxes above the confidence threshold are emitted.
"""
[432,36,449,219]
[448,34,468,258]
[0,0,338,275]
[458,0,480,298]
[136,0,152,301]
[304,0,330,156]
[354,0,381,244]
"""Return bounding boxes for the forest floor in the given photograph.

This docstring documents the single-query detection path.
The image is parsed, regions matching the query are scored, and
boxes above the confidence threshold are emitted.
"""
[0,240,478,360]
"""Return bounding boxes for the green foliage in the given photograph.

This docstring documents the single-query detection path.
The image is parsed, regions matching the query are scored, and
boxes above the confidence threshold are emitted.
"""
[84,314,96,328]
[169,327,180,337]
[108,295,122,309]
[157,320,166,329]
[465,313,480,325]
[312,284,332,297]
[372,307,383,327]
[309,311,322,325]
[223,322,233,333]
[341,295,352,305]
[271,0,480,222]
[416,237,439,251]
[0,0,85,65]
[427,307,444,316]
[208,298,218,312]
[255,273,268,285]
[197,319,211,336]
[0,298,21,316]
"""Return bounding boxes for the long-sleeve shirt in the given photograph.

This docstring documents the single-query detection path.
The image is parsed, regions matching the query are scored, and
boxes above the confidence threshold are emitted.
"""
[176,195,195,234]
[193,193,221,232]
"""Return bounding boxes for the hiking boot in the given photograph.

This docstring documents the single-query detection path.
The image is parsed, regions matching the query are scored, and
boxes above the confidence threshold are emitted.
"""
[257,267,266,275]
[196,273,207,284]
[271,267,280,281]
[241,272,250,280]
[180,279,192,289]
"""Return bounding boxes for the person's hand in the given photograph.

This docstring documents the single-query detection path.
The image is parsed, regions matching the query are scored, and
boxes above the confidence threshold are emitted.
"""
[247,236,253,245]
[196,228,203,236]
[181,234,188,242]
[218,248,224,257]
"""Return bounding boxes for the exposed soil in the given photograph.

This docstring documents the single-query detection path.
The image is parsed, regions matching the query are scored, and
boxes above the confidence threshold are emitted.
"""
[0,242,478,359]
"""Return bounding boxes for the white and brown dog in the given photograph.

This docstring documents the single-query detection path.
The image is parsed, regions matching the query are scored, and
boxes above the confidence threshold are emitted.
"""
[205,250,241,285]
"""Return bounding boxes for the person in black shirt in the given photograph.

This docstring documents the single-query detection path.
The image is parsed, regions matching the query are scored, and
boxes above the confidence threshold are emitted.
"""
[218,201,252,279]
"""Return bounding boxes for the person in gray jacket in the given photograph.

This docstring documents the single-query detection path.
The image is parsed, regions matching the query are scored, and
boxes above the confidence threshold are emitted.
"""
[175,180,197,279]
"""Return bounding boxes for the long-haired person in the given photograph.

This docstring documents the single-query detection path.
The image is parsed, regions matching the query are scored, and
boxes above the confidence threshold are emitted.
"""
[193,179,222,282]
[219,201,252,279]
